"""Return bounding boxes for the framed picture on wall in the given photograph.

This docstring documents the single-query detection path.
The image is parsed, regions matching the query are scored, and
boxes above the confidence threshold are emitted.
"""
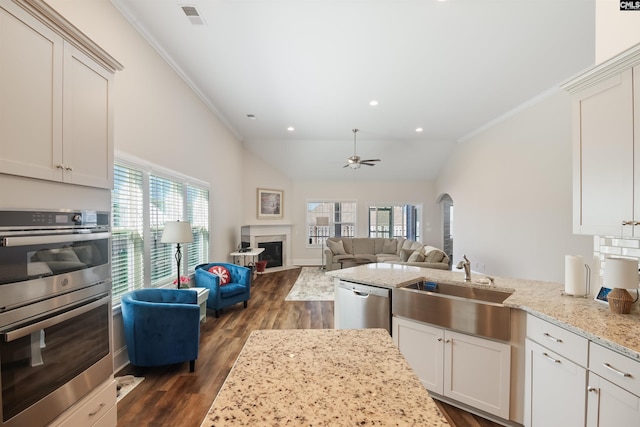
[257,188,283,219]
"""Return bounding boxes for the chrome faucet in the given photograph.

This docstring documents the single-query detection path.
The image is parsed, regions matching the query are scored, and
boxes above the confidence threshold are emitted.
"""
[456,255,471,282]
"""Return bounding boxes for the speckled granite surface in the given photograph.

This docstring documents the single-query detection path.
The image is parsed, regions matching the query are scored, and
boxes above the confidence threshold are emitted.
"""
[200,329,450,427]
[328,264,640,360]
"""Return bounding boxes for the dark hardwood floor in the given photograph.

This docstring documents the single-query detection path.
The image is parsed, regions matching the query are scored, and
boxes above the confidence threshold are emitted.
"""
[116,267,502,427]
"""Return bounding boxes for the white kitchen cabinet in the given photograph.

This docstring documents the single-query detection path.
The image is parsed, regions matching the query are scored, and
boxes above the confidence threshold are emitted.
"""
[563,45,640,236]
[524,338,587,427]
[587,373,640,427]
[47,379,117,427]
[586,342,640,426]
[524,314,589,427]
[393,316,511,419]
[0,0,121,189]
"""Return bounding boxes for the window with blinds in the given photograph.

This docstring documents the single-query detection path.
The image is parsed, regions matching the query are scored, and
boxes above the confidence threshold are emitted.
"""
[111,159,210,306]
[111,164,144,305]
[306,201,356,247]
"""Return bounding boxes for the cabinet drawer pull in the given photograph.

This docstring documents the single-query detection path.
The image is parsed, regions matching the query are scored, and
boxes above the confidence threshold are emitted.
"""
[603,362,633,378]
[543,332,563,343]
[445,339,451,344]
[437,337,443,342]
[88,402,105,417]
[56,164,64,169]
[622,220,634,226]
[542,352,561,364]
[64,166,73,171]
[587,386,598,393]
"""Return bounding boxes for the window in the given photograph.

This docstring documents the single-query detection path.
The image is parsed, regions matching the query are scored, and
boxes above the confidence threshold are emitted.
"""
[111,159,209,306]
[368,204,421,241]
[307,201,356,247]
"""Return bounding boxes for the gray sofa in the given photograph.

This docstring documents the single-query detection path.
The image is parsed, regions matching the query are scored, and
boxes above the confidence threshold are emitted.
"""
[324,237,450,271]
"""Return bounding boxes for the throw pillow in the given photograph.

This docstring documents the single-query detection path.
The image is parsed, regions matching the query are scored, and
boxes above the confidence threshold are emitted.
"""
[400,249,414,262]
[327,239,346,255]
[382,239,397,254]
[407,250,425,263]
[423,246,446,263]
[208,265,231,285]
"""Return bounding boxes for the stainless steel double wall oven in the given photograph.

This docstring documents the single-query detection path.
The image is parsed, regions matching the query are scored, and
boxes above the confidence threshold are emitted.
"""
[0,210,112,427]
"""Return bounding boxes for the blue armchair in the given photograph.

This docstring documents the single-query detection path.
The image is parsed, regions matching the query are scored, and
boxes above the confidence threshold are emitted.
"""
[195,262,251,318]
[121,288,201,372]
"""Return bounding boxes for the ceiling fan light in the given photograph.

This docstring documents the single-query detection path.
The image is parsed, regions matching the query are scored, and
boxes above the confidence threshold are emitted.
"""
[349,162,360,169]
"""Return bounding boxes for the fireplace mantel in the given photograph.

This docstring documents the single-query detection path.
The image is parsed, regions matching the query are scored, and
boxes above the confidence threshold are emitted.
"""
[241,224,292,267]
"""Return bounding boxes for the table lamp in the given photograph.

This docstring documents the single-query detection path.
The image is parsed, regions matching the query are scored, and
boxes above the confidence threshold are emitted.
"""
[161,220,193,288]
[604,257,639,314]
[316,217,329,270]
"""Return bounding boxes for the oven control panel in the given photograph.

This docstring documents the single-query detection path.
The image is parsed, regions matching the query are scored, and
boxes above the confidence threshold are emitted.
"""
[0,210,107,228]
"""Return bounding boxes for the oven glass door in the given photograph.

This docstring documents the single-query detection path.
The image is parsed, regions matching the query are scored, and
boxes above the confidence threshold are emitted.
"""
[0,296,110,423]
[0,230,110,285]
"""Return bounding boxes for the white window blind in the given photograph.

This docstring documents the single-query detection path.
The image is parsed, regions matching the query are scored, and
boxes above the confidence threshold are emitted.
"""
[149,174,184,286]
[111,164,144,305]
[111,158,210,306]
[187,185,209,271]
[306,201,356,247]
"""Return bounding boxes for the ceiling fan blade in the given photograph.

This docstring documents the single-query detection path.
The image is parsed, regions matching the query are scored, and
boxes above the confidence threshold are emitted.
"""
[360,159,380,163]
[360,162,376,166]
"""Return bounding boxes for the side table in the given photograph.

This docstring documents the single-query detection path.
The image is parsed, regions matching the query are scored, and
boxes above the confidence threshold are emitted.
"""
[230,247,265,279]
[184,287,209,323]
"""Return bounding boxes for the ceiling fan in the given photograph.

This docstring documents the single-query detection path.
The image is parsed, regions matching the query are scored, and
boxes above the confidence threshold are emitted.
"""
[343,129,381,169]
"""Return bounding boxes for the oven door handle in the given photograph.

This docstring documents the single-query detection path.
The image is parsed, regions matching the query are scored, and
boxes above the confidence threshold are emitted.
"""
[1,232,110,247]
[3,294,109,342]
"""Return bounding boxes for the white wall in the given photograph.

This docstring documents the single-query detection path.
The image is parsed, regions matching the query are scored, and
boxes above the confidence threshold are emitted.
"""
[46,0,246,262]
[436,91,593,283]
[290,180,442,265]
[596,0,640,63]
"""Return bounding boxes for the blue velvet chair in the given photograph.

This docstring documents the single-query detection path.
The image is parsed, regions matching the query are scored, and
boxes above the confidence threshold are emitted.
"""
[121,288,201,372]
[195,262,251,318]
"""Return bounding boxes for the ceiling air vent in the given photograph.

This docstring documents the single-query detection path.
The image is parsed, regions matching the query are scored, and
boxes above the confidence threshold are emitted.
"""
[181,5,206,25]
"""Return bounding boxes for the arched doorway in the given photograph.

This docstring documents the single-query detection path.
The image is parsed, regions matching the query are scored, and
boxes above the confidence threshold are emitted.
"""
[438,194,453,269]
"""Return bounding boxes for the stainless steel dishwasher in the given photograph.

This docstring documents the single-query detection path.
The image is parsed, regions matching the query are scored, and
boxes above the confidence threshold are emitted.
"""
[334,280,391,334]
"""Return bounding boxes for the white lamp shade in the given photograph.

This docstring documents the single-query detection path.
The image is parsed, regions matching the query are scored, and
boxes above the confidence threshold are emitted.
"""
[161,221,193,244]
[604,258,639,290]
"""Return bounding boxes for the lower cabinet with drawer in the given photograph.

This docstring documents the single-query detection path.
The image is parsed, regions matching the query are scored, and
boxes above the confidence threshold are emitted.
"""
[48,378,117,427]
[525,314,640,427]
[524,314,589,427]
[587,342,640,426]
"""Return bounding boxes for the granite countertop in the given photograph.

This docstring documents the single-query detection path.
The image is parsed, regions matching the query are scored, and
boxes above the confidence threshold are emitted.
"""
[327,264,640,361]
[200,329,450,427]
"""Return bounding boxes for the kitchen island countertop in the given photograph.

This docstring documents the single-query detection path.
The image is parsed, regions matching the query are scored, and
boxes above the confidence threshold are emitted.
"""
[200,328,450,426]
[327,263,640,361]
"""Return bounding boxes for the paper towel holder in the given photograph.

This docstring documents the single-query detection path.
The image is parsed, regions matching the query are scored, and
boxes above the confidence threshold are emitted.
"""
[561,264,591,298]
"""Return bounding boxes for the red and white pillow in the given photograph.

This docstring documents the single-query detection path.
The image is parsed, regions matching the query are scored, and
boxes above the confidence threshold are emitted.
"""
[208,265,231,285]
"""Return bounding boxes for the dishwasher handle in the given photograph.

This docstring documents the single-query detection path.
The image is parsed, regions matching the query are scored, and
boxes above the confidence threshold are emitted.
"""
[353,290,370,298]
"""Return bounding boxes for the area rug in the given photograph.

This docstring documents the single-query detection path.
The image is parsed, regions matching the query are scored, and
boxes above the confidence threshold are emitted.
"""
[285,267,334,301]
[116,376,144,403]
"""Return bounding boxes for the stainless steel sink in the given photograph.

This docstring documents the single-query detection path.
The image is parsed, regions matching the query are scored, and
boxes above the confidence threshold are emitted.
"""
[392,282,513,341]
[404,281,513,304]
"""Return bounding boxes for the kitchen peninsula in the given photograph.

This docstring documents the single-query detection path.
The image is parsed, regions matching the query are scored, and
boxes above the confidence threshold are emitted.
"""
[327,263,640,359]
[200,329,450,426]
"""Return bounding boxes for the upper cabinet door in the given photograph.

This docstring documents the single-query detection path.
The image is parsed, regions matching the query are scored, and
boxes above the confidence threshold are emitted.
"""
[62,43,114,189]
[573,69,634,236]
[0,2,64,182]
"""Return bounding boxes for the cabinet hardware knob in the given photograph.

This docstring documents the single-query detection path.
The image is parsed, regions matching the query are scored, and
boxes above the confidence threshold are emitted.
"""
[542,352,561,364]
[634,222,640,226]
[587,387,598,393]
[65,166,73,171]
[437,337,443,342]
[543,332,563,343]
[445,339,451,344]
[56,164,64,169]
[603,362,633,378]
[622,220,634,226]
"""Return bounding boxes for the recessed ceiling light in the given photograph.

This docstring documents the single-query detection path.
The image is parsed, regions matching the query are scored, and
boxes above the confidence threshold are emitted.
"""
[287,126,295,132]
[369,100,379,106]
[247,114,256,120]
[416,127,423,132]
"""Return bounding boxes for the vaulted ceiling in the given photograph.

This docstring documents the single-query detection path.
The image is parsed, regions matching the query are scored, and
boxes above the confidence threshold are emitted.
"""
[112,0,595,181]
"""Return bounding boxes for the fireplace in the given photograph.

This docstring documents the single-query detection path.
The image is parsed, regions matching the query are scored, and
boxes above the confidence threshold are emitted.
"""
[241,224,291,269]
[258,241,283,268]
